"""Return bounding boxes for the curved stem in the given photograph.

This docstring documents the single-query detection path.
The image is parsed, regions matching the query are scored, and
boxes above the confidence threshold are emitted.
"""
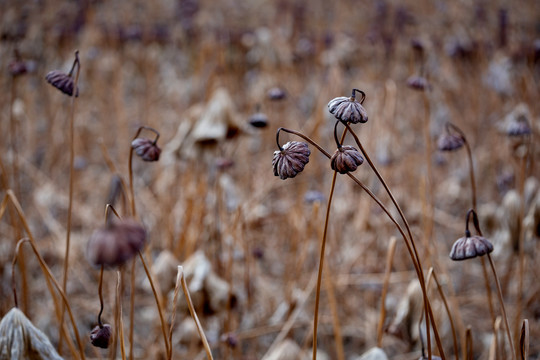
[351,89,366,104]
[345,123,444,359]
[59,49,81,352]
[487,254,516,360]
[98,265,104,327]
[333,120,343,149]
[446,122,476,210]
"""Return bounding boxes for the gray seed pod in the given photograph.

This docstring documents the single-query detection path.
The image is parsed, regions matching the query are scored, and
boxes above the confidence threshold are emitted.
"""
[131,138,161,161]
[90,324,112,349]
[449,234,493,261]
[328,90,368,124]
[437,133,465,151]
[45,70,79,97]
[507,115,531,137]
[330,145,364,174]
[272,141,310,180]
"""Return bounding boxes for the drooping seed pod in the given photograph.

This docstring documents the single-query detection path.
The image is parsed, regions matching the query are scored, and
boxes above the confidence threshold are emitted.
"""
[45,70,79,97]
[327,89,368,124]
[131,138,161,161]
[90,324,112,349]
[272,141,310,180]
[449,234,493,261]
[8,59,27,77]
[86,219,147,268]
[406,75,429,91]
[507,114,531,137]
[437,133,465,151]
[330,145,364,174]
[267,87,287,101]
[248,111,268,128]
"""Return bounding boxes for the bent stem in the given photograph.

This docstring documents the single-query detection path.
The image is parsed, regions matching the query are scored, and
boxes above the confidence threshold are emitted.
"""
[345,123,443,359]
[179,266,214,360]
[60,50,81,352]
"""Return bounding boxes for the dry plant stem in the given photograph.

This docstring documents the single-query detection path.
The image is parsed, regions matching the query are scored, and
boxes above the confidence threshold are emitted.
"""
[138,250,171,358]
[421,91,434,266]
[3,191,86,359]
[519,319,529,360]
[344,123,442,359]
[426,268,459,360]
[179,266,214,360]
[117,271,127,360]
[487,254,516,360]
[465,327,473,360]
[448,123,477,210]
[323,270,344,360]
[129,259,136,360]
[59,50,81,353]
[377,237,397,348]
[480,257,497,329]
[168,267,183,360]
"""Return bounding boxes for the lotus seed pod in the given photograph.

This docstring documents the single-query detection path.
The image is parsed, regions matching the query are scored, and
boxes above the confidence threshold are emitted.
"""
[449,234,493,261]
[87,219,147,267]
[327,90,368,124]
[437,133,465,151]
[272,141,310,180]
[330,145,364,174]
[507,114,531,137]
[90,324,112,349]
[45,70,79,97]
[248,111,268,128]
[8,60,27,77]
[267,87,287,101]
[407,75,429,91]
[131,138,161,161]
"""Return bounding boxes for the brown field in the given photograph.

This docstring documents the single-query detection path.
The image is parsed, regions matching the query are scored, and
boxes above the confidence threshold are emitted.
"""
[1,0,539,359]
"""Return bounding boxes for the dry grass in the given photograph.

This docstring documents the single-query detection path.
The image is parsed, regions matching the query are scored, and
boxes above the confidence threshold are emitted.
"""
[1,0,539,359]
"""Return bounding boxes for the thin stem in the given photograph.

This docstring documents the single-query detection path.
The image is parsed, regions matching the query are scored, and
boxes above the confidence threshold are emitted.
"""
[351,88,366,103]
[345,123,444,359]
[59,49,81,352]
[180,266,214,360]
[377,236,397,348]
[333,120,343,149]
[480,257,497,335]
[427,268,459,360]
[169,267,183,360]
[98,265,104,327]
[138,250,170,358]
[117,271,127,360]
[520,319,529,360]
[465,327,473,360]
[446,122,476,210]
[129,259,136,360]
[487,254,516,360]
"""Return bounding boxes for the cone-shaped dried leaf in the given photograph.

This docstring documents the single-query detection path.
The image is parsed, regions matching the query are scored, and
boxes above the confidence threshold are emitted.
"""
[86,219,146,267]
[272,141,310,180]
[45,70,78,97]
[437,133,464,151]
[0,307,63,360]
[330,145,364,174]
[327,96,368,124]
[131,138,161,161]
[449,235,493,261]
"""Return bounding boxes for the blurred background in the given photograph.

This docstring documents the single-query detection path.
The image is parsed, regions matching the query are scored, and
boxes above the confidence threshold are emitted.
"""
[1,0,539,359]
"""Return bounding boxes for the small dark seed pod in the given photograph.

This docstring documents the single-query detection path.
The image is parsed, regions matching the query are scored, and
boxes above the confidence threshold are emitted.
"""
[330,145,364,174]
[406,75,429,91]
[327,90,368,124]
[507,115,531,137]
[272,141,310,180]
[248,111,268,128]
[90,324,112,349]
[437,133,465,151]
[449,235,493,261]
[8,60,27,77]
[45,70,79,97]
[131,138,161,161]
[267,87,287,101]
[86,219,147,268]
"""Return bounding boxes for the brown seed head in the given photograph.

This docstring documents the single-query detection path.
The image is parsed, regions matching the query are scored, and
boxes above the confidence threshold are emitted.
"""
[131,138,161,161]
[87,219,146,267]
[449,234,493,261]
[272,141,310,180]
[330,145,364,174]
[328,91,368,124]
[45,70,79,97]
[437,133,465,151]
[90,324,112,349]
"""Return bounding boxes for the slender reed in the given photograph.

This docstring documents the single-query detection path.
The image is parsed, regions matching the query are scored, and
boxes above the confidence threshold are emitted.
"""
[59,50,81,352]
[117,271,127,360]
[377,236,397,348]
[168,267,183,360]
[465,327,473,360]
[519,319,529,360]
[179,265,214,360]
